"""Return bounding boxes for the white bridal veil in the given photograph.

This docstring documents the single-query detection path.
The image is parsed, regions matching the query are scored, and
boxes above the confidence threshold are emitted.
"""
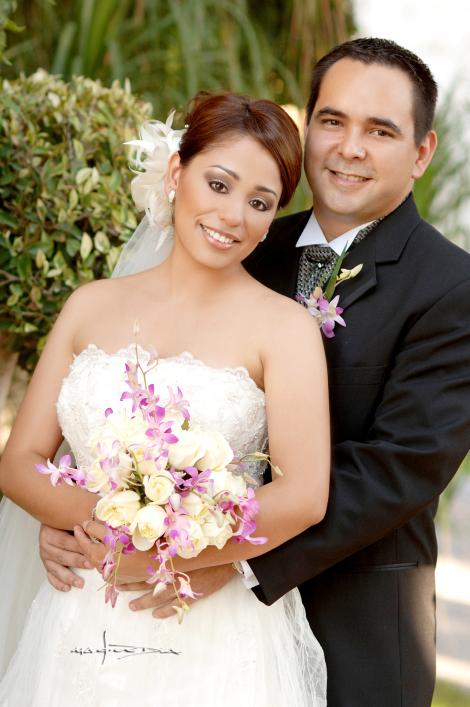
[0,115,183,678]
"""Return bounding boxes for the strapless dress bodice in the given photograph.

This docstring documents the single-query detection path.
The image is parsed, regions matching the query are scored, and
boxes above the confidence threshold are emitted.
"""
[56,344,268,482]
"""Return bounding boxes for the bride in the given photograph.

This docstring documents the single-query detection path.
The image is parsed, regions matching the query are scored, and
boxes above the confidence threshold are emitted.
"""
[0,92,329,706]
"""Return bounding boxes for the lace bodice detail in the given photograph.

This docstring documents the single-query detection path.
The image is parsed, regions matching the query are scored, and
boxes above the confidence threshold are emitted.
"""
[56,344,267,484]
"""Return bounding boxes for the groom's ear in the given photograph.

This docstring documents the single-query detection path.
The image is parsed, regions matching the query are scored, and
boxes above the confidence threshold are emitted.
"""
[411,130,438,180]
[164,151,182,192]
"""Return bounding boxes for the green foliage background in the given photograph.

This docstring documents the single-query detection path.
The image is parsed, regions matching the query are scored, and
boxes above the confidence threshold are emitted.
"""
[2,0,355,111]
[413,92,470,249]
[0,72,151,370]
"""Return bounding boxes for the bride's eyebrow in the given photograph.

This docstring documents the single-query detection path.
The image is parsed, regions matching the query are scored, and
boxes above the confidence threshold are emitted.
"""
[208,164,278,197]
[208,164,239,179]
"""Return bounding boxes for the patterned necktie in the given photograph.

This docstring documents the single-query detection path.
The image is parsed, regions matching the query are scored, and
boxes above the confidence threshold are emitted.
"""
[296,220,379,299]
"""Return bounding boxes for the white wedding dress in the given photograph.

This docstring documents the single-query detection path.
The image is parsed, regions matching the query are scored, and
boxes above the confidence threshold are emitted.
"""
[0,344,326,706]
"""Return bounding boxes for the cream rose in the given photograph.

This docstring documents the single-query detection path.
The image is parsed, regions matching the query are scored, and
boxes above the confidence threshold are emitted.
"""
[195,430,233,472]
[88,409,149,451]
[181,491,208,518]
[85,461,112,494]
[167,428,206,469]
[176,519,208,559]
[211,469,247,497]
[114,452,134,483]
[138,459,159,476]
[202,512,234,549]
[135,453,168,476]
[95,490,141,528]
[130,504,167,551]
[143,471,175,504]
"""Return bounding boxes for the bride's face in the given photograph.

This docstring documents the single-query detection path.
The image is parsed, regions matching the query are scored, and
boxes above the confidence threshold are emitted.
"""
[167,135,282,268]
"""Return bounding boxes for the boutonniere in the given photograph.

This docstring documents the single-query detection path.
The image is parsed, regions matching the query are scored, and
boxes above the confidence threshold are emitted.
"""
[297,246,363,339]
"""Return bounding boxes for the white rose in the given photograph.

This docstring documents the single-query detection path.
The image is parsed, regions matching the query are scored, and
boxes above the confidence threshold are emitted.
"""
[202,512,234,549]
[95,490,141,528]
[143,471,174,504]
[114,452,134,483]
[134,451,167,475]
[168,428,206,469]
[196,430,233,472]
[176,519,208,559]
[85,461,111,494]
[117,451,133,471]
[210,469,247,497]
[130,504,167,551]
[88,409,149,451]
[138,458,165,476]
[181,492,208,518]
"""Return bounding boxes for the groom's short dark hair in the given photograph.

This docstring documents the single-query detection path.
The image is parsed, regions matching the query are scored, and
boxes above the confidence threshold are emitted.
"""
[306,37,438,145]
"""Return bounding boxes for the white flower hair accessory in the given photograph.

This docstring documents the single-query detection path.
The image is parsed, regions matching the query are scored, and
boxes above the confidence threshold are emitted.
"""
[124,111,186,242]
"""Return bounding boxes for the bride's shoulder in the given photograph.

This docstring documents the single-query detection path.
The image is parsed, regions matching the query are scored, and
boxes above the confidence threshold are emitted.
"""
[57,278,126,337]
[250,280,310,319]
[65,274,137,309]
[247,281,319,341]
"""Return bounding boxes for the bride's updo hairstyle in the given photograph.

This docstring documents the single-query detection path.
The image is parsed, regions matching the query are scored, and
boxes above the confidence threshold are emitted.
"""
[178,92,302,208]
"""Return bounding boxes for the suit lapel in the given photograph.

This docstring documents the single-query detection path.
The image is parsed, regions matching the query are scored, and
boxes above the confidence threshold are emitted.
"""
[334,195,421,311]
[335,233,377,309]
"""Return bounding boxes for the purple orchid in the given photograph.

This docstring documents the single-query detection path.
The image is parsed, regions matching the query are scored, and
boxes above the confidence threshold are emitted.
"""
[101,550,116,582]
[176,574,202,600]
[145,419,179,446]
[233,488,267,545]
[103,524,134,553]
[35,454,83,487]
[165,385,190,421]
[99,525,136,605]
[297,289,346,339]
[317,294,346,338]
[120,387,147,413]
[172,466,212,495]
[104,583,119,608]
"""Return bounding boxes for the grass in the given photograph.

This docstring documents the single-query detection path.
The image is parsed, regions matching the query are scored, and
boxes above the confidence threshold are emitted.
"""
[433,680,470,706]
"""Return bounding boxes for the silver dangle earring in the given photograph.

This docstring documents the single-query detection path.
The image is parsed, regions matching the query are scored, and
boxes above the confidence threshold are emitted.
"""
[260,231,268,242]
[168,189,176,204]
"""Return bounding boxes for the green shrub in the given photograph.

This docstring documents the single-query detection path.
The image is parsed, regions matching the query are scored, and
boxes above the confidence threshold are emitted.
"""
[0,70,152,371]
[0,0,23,65]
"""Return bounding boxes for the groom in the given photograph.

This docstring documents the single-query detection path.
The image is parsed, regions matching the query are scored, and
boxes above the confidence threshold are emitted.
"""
[242,38,470,706]
[39,38,470,706]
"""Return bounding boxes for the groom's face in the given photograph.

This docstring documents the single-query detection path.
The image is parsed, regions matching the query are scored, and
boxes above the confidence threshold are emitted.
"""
[304,58,434,238]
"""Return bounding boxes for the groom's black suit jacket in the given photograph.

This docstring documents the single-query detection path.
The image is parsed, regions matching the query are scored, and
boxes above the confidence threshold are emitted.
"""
[243,195,470,707]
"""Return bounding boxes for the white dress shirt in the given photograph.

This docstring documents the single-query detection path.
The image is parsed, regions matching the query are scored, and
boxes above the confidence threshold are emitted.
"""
[295,210,372,253]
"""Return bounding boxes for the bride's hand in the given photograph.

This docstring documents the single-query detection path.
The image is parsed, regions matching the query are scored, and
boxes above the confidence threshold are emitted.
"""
[73,521,151,582]
[40,524,94,592]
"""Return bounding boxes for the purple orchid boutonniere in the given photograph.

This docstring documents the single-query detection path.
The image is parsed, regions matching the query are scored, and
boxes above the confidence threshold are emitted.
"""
[297,288,346,338]
[297,246,363,338]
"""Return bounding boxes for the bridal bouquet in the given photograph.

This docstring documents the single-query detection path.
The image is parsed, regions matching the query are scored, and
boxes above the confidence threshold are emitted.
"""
[37,347,268,619]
